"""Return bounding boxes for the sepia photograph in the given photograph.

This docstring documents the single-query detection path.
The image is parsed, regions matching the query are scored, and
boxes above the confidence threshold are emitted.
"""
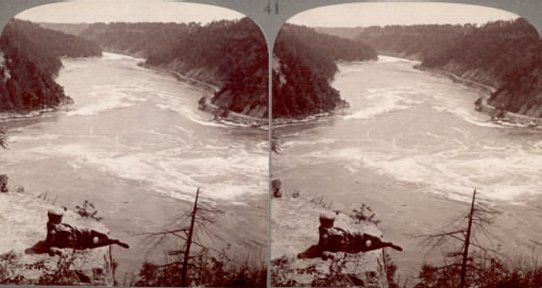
[0,0,268,286]
[2,0,542,287]
[270,2,542,287]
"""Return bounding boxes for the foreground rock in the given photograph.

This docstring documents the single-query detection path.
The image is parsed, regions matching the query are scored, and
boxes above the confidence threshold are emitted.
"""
[0,191,113,285]
[271,195,393,287]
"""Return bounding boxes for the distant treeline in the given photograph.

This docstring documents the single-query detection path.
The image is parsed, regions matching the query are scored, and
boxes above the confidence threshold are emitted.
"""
[0,19,101,113]
[355,24,473,63]
[273,24,377,118]
[352,18,542,117]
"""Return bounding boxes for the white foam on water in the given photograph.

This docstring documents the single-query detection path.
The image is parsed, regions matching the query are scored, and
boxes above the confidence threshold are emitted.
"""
[8,134,60,143]
[26,143,267,202]
[533,141,542,151]
[101,52,143,62]
[301,141,542,204]
[343,87,422,120]
[377,55,420,65]
[338,64,366,75]
[65,80,160,117]
[432,104,505,129]
[59,61,92,72]
[175,125,194,138]
[281,138,336,149]
[183,110,228,128]
[66,98,133,116]
[154,93,230,128]
[424,82,509,129]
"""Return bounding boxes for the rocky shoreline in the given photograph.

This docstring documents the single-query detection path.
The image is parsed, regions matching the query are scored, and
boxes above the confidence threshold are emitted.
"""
[0,98,73,122]
[141,62,357,129]
[139,63,270,128]
[416,65,542,129]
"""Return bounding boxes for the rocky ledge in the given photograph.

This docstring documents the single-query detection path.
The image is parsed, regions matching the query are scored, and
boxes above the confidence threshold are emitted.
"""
[0,188,113,285]
[271,194,394,287]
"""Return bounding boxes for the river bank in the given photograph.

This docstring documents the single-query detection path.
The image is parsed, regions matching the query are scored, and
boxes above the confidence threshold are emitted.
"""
[414,59,542,129]
[0,109,56,122]
[139,62,272,129]
[0,97,73,122]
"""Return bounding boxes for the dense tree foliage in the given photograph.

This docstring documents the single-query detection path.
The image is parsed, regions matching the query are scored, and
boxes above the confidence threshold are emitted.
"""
[0,19,101,113]
[161,19,268,117]
[422,19,542,86]
[356,24,472,61]
[81,22,198,63]
[272,24,377,118]
[313,26,365,41]
[416,259,542,288]
[356,18,542,117]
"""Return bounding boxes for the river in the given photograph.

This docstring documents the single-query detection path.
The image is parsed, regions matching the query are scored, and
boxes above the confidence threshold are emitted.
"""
[0,52,268,277]
[273,56,542,281]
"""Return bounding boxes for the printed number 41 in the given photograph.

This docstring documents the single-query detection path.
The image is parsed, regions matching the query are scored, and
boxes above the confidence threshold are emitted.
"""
[264,0,279,14]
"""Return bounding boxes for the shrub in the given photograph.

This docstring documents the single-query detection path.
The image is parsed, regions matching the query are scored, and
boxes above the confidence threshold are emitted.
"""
[75,200,103,221]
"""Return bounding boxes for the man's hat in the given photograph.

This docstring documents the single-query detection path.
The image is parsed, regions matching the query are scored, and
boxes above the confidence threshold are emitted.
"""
[319,211,336,228]
[47,207,65,223]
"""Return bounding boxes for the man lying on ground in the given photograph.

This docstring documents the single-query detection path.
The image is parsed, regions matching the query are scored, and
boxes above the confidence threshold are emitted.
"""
[45,208,129,256]
[298,211,402,260]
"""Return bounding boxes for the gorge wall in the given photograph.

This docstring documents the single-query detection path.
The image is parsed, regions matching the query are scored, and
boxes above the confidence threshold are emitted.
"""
[0,20,101,113]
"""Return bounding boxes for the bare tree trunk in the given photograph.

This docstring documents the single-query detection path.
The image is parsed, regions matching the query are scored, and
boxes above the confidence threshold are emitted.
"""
[0,125,7,150]
[109,245,117,286]
[460,188,476,288]
[181,187,200,287]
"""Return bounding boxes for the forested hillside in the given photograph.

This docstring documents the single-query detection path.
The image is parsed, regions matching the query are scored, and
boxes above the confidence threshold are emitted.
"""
[39,22,91,37]
[80,22,198,64]
[355,24,472,62]
[354,18,542,118]
[313,26,364,41]
[0,19,101,113]
[272,24,377,118]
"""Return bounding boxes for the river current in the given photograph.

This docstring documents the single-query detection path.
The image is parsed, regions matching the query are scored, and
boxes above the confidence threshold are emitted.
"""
[1,52,268,275]
[274,56,542,279]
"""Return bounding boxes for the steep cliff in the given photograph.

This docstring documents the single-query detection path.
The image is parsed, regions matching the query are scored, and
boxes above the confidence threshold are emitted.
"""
[272,24,377,119]
[0,19,102,114]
